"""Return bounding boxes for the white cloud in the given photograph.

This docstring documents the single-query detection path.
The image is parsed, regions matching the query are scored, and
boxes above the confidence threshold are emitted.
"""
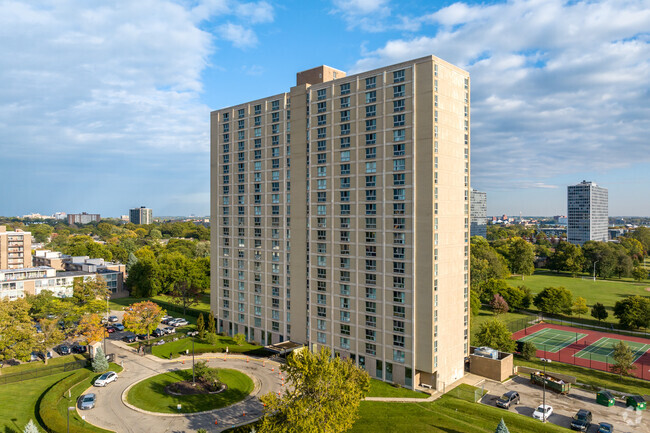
[218,22,258,48]
[331,0,394,32]
[351,0,650,190]
[235,1,274,23]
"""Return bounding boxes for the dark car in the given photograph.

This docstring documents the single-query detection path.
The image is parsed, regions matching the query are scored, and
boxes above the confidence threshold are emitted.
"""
[151,328,165,338]
[137,334,148,340]
[122,333,136,343]
[106,326,116,333]
[71,343,88,354]
[597,423,614,433]
[495,391,520,409]
[56,344,71,356]
[570,409,592,431]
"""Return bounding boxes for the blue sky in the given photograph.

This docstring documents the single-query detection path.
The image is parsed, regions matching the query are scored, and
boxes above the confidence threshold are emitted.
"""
[1,0,649,217]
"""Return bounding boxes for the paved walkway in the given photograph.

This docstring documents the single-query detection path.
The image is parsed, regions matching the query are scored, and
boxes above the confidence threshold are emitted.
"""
[81,339,283,433]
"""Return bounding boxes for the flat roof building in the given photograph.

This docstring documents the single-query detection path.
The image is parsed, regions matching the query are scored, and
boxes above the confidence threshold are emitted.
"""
[68,212,100,225]
[129,207,153,225]
[0,225,32,269]
[470,189,487,238]
[210,56,470,390]
[568,181,608,245]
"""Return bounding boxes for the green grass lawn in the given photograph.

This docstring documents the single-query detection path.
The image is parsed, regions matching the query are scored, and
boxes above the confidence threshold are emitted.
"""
[0,353,86,375]
[350,384,567,433]
[126,368,253,413]
[109,294,211,313]
[470,307,533,345]
[149,335,263,359]
[514,357,650,396]
[0,371,71,433]
[367,379,429,399]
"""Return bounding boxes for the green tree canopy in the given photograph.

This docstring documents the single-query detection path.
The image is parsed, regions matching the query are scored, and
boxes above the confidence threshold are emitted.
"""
[590,303,608,322]
[549,241,584,276]
[629,227,650,254]
[0,298,37,362]
[610,341,637,377]
[126,256,162,297]
[474,319,515,352]
[505,237,535,279]
[533,286,573,315]
[613,296,650,329]
[572,297,589,318]
[470,237,510,288]
[258,348,370,433]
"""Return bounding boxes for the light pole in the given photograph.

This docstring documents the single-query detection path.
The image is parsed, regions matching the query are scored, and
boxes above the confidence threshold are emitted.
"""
[192,336,196,385]
[593,260,598,281]
[67,406,75,433]
[541,359,549,422]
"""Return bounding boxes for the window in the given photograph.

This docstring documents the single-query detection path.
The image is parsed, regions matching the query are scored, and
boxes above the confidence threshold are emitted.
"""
[393,188,405,200]
[365,190,376,201]
[317,332,326,343]
[340,204,350,214]
[317,153,327,164]
[365,259,376,270]
[317,127,326,139]
[272,112,280,123]
[340,177,350,188]
[365,105,376,117]
[394,233,405,244]
[271,100,280,110]
[340,137,350,148]
[365,119,376,131]
[365,302,376,313]
[317,179,327,190]
[340,151,350,162]
[365,76,376,89]
[393,129,405,142]
[317,114,326,125]
[317,101,326,113]
[340,83,350,95]
[393,218,405,229]
[317,192,326,202]
[340,337,350,349]
[394,99,405,112]
[365,162,376,173]
[317,166,327,177]
[393,143,405,156]
[394,320,405,333]
[365,204,376,215]
[340,164,350,175]
[365,91,376,103]
[365,147,376,159]
[340,191,350,202]
[393,262,406,274]
[340,96,350,108]
[393,335,405,347]
[365,133,376,145]
[365,176,376,187]
[254,116,261,126]
[393,306,406,318]
[340,231,349,242]
[316,89,326,100]
[393,159,406,171]
[393,114,405,127]
[340,123,350,135]
[341,324,350,335]
[393,349,405,363]
[393,85,405,98]
[340,110,350,121]
[366,329,376,341]
[340,311,350,322]
[393,173,405,185]
[222,112,229,121]
[366,343,376,356]
[393,69,405,82]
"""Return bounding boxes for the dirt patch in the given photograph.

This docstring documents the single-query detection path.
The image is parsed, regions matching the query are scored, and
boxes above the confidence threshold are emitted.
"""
[165,380,226,396]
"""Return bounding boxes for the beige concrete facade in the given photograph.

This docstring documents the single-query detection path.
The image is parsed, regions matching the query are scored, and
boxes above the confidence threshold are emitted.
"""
[210,56,469,389]
[0,225,32,269]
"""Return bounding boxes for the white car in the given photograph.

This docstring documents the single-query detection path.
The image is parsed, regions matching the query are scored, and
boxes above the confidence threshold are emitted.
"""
[532,404,553,421]
[172,319,189,327]
[94,371,118,387]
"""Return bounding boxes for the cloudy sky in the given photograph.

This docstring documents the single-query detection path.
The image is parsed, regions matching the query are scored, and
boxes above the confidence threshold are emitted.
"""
[1,0,649,217]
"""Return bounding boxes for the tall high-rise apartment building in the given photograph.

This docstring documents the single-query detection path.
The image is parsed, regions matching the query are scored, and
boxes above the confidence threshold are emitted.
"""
[210,56,470,389]
[567,181,608,245]
[470,189,487,238]
[0,225,32,269]
[67,212,100,225]
[129,207,153,225]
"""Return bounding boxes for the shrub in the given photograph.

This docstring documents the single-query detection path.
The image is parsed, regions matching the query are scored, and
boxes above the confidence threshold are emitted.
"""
[91,347,109,373]
[234,333,246,346]
[521,342,537,360]
[205,333,219,345]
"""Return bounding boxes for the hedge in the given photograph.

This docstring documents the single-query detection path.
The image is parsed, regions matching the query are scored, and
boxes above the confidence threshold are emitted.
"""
[39,370,94,433]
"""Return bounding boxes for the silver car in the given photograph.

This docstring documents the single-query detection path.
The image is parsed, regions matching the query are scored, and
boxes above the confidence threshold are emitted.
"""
[78,393,96,410]
[94,371,118,387]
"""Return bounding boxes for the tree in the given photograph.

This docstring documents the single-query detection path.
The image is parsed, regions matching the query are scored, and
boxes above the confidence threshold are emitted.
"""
[621,237,645,262]
[521,342,537,361]
[0,298,36,363]
[26,290,58,319]
[582,241,618,279]
[630,227,650,254]
[499,285,533,310]
[549,241,584,276]
[591,303,608,322]
[476,279,509,304]
[613,296,650,329]
[234,333,246,345]
[23,419,40,433]
[489,294,509,315]
[73,277,109,308]
[207,311,216,335]
[34,319,64,365]
[167,281,202,316]
[91,346,109,373]
[197,313,205,339]
[258,348,370,433]
[126,252,139,273]
[123,301,165,339]
[614,249,633,279]
[610,341,637,377]
[533,286,573,315]
[470,289,481,316]
[474,319,515,352]
[470,237,510,288]
[495,418,510,433]
[126,257,161,297]
[77,314,105,344]
[572,297,589,319]
[505,237,535,280]
[632,266,648,282]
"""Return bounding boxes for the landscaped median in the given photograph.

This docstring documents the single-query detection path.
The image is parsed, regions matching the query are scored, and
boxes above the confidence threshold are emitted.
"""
[125,368,254,414]
[38,363,123,433]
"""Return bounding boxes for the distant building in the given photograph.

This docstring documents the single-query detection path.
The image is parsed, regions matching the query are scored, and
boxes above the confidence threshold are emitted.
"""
[470,189,487,238]
[129,206,153,225]
[0,226,32,269]
[120,215,130,222]
[22,213,53,220]
[567,180,608,246]
[0,266,96,300]
[53,212,67,220]
[67,212,101,225]
[554,215,568,226]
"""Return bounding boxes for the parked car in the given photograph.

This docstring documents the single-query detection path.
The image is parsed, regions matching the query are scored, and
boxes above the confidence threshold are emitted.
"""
[597,422,614,433]
[496,391,520,409]
[113,323,125,331]
[94,371,118,387]
[186,330,199,337]
[167,318,181,325]
[29,352,40,362]
[36,351,52,361]
[163,326,175,334]
[172,319,189,327]
[56,344,71,356]
[626,395,646,411]
[532,404,553,421]
[122,333,137,343]
[106,326,116,333]
[570,409,592,431]
[71,343,87,354]
[151,328,165,338]
[161,315,173,324]
[137,334,148,340]
[108,315,119,323]
[78,393,96,410]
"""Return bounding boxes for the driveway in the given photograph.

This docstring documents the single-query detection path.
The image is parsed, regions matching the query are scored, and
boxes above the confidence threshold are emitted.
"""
[480,375,649,433]
[80,338,283,432]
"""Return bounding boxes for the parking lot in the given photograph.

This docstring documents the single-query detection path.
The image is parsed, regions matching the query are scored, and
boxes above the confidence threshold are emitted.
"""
[481,375,649,433]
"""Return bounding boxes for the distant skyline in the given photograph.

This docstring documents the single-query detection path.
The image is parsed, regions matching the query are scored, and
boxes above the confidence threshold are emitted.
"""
[1,0,649,217]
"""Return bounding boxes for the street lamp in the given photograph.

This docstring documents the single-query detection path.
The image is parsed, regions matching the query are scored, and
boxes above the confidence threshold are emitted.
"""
[192,336,196,385]
[541,358,550,423]
[67,406,75,433]
[593,260,598,281]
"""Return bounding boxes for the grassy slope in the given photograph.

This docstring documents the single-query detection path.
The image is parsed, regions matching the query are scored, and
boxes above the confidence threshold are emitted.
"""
[1,353,86,375]
[367,379,429,399]
[150,335,262,358]
[126,368,253,414]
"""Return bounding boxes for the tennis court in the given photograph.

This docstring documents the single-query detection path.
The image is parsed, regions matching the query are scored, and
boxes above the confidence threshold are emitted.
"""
[574,337,650,364]
[518,327,588,353]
